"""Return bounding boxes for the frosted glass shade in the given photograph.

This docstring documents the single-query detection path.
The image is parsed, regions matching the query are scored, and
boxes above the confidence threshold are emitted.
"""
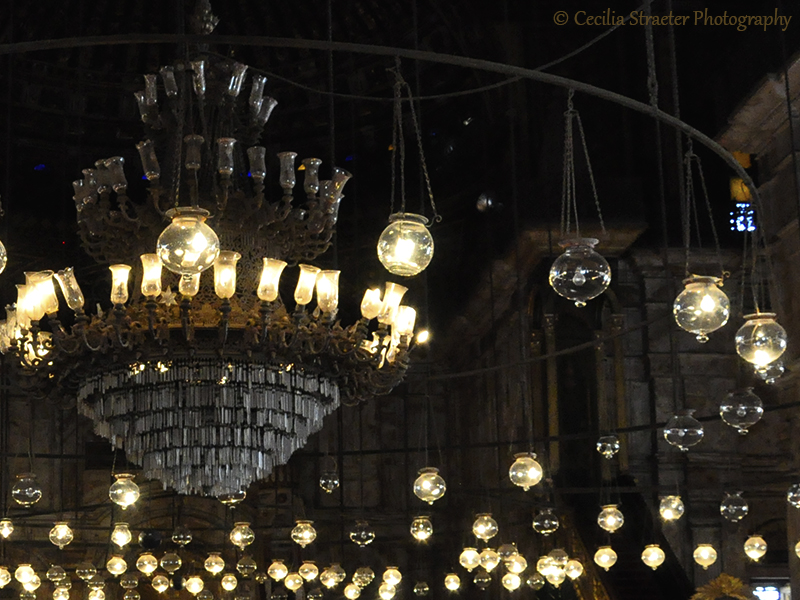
[109,265,132,305]
[213,251,241,299]
[294,265,320,306]
[316,270,340,313]
[257,258,287,302]
[140,254,162,298]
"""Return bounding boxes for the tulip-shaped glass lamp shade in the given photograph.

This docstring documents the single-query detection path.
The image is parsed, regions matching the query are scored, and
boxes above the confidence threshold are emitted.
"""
[294,265,321,306]
[267,560,288,581]
[179,273,201,297]
[564,560,583,580]
[720,491,749,522]
[735,313,788,367]
[291,520,317,547]
[744,535,767,561]
[663,409,704,452]
[413,468,446,504]
[221,574,239,592]
[15,284,33,329]
[106,556,127,577]
[343,584,361,600]
[641,545,665,570]
[229,522,254,549]
[12,473,42,507]
[28,271,59,316]
[135,554,158,576]
[508,452,543,490]
[140,254,163,298]
[204,553,225,576]
[410,515,433,541]
[360,289,383,320]
[157,207,220,275]
[720,388,764,435]
[378,283,408,325]
[109,265,132,305]
[353,567,374,588]
[151,575,169,593]
[111,523,132,548]
[55,267,85,311]
[258,258,287,302]
[545,569,566,588]
[23,271,51,320]
[0,519,13,539]
[49,522,74,549]
[377,214,434,277]
[392,305,416,338]
[299,562,319,582]
[15,565,35,584]
[443,574,460,592]
[184,577,204,595]
[506,554,528,575]
[160,553,182,574]
[472,514,498,541]
[458,548,480,572]
[382,568,402,587]
[549,238,611,307]
[479,549,500,572]
[693,544,717,570]
[659,495,685,521]
[378,584,396,600]
[501,573,521,592]
[597,504,624,533]
[109,473,139,509]
[213,251,241,299]
[593,547,617,571]
[673,276,730,342]
[532,508,560,535]
[316,270,340,313]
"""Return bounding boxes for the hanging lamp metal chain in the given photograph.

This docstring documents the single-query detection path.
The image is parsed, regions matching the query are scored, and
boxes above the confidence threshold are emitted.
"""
[403,79,440,224]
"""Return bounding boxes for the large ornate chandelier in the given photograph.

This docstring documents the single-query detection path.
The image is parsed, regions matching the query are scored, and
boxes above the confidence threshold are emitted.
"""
[0,49,420,498]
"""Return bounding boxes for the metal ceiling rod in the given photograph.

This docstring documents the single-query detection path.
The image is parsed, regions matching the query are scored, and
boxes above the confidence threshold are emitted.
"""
[0,33,762,205]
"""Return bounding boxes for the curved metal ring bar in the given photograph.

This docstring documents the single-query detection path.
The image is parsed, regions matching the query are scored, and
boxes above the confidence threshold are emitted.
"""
[0,33,760,204]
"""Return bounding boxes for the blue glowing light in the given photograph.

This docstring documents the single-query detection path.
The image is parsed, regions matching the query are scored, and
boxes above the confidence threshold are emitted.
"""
[730,202,756,232]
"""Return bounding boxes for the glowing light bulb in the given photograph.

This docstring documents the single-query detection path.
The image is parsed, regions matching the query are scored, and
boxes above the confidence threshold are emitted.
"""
[108,474,139,509]
[693,544,717,570]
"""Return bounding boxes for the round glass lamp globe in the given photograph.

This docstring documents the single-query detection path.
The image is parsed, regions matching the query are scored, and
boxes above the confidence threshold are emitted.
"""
[532,508,560,535]
[527,573,545,590]
[545,568,566,588]
[413,582,429,597]
[479,548,500,572]
[49,522,74,549]
[105,556,127,577]
[349,520,376,546]
[501,573,521,591]
[237,556,258,578]
[597,504,624,533]
[536,556,555,577]
[549,238,611,307]
[221,574,239,592]
[75,563,97,581]
[14,565,35,584]
[505,554,527,575]
[267,560,288,581]
[458,548,480,572]
[12,473,42,507]
[291,520,317,547]
[693,544,717,570]
[383,568,402,587]
[410,515,433,541]
[196,590,213,600]
[641,545,665,570]
[111,523,132,547]
[378,583,396,600]
[673,276,730,342]
[413,468,446,504]
[735,313,788,367]
[564,559,583,580]
[157,207,220,275]
[123,591,140,600]
[151,575,169,593]
[377,213,433,277]
[204,553,225,576]
[720,388,764,435]
[229,522,255,549]
[319,471,340,494]
[0,518,13,539]
[443,573,460,592]
[299,562,319,582]
[593,547,617,571]
[548,549,569,568]
[508,452,543,490]
[53,587,70,600]
[596,435,621,460]
[120,574,139,589]
[473,570,491,590]
[720,491,749,522]
[160,553,182,574]
[472,514,498,541]
[171,525,193,546]
[135,554,157,575]
[184,577,204,595]
[343,584,361,600]
[109,474,139,509]
[663,410,704,452]
[744,535,767,561]
[659,495,685,521]
[788,484,800,508]
[46,566,67,584]
[352,567,374,588]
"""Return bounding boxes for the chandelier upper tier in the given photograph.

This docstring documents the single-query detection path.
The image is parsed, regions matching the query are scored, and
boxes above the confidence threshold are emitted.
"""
[0,52,423,498]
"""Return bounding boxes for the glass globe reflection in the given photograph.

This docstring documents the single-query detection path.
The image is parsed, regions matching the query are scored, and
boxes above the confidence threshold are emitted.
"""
[157,207,220,275]
[673,276,730,342]
[298,562,318,582]
[343,584,361,600]
[720,388,763,435]
[663,410,704,452]
[735,313,788,367]
[508,452,543,490]
[377,213,434,277]
[413,468,446,505]
[549,238,611,307]
[720,491,749,522]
